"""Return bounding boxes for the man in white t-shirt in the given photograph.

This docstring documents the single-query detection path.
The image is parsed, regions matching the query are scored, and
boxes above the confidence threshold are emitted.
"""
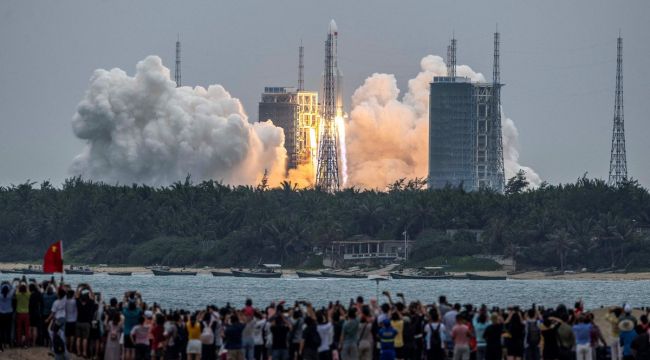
[316,311,333,359]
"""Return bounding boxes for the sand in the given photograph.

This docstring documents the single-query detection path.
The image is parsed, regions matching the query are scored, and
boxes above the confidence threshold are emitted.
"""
[0,347,82,359]
[3,262,650,280]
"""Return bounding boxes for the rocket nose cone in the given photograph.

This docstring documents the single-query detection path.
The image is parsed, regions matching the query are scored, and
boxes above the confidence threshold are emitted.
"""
[329,19,337,34]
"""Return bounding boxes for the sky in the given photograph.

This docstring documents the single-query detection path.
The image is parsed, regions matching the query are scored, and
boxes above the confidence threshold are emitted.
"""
[0,0,649,188]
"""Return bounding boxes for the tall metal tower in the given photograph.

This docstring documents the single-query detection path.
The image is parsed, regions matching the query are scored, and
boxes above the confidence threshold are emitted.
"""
[298,41,304,91]
[447,36,457,78]
[316,20,341,192]
[492,29,506,192]
[175,35,181,87]
[608,34,627,186]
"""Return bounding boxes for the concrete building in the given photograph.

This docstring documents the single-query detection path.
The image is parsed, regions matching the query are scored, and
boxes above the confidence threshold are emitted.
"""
[428,34,505,192]
[323,239,414,267]
[258,87,319,171]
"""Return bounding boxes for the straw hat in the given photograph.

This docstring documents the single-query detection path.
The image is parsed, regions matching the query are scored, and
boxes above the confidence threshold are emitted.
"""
[619,319,635,332]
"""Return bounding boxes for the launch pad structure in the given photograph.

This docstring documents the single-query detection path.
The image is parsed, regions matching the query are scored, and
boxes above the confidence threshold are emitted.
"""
[428,32,506,193]
[315,20,343,193]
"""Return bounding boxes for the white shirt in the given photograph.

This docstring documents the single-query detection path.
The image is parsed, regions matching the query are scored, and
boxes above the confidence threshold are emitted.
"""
[442,310,457,338]
[317,322,333,353]
[253,319,266,345]
[51,299,67,319]
[65,298,77,322]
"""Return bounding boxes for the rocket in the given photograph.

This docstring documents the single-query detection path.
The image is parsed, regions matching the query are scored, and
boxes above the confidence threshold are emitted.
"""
[316,19,343,192]
[325,19,343,118]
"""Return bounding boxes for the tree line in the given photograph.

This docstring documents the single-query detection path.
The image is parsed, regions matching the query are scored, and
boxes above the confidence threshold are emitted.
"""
[1,172,649,270]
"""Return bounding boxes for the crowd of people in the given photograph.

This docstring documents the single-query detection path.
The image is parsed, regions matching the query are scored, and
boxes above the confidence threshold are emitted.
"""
[1,276,650,360]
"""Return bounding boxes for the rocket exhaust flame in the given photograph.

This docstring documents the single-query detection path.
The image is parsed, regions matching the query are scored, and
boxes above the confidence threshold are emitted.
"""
[345,55,541,189]
[336,116,348,185]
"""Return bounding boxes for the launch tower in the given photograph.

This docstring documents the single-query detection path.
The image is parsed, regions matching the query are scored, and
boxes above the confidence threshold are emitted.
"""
[316,20,342,192]
[428,34,505,192]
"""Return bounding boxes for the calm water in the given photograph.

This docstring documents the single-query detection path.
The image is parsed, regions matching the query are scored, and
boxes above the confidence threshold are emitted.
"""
[4,273,649,309]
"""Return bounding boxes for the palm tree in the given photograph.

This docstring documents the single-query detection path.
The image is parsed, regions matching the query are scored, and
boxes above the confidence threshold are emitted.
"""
[548,228,574,271]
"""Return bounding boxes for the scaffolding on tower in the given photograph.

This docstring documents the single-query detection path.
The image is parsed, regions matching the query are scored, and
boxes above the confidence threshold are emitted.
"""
[316,20,341,192]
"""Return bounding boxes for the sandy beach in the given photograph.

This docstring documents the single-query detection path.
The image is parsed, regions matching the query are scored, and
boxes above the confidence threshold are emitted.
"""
[3,262,650,280]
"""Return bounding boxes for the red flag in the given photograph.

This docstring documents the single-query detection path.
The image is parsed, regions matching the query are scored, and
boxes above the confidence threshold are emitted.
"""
[43,240,63,273]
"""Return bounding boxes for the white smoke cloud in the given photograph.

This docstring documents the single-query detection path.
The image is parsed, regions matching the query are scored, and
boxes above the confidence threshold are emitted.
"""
[70,56,286,186]
[346,55,540,189]
[502,116,542,186]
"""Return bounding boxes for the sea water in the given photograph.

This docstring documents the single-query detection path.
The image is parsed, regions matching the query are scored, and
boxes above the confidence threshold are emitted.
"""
[3,273,648,309]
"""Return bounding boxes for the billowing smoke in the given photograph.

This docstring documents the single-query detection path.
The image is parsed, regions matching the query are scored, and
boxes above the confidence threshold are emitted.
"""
[345,55,541,189]
[502,117,542,185]
[70,56,287,186]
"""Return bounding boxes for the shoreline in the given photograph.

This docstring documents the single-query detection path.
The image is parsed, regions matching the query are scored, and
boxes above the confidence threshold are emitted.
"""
[2,262,650,280]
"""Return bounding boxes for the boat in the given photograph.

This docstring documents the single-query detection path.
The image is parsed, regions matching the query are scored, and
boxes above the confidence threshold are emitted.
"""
[107,271,132,276]
[211,271,233,277]
[319,271,367,279]
[390,272,453,280]
[65,266,94,275]
[466,273,507,280]
[151,269,197,276]
[390,266,452,280]
[231,269,282,278]
[2,268,45,275]
[231,264,283,278]
[295,271,325,278]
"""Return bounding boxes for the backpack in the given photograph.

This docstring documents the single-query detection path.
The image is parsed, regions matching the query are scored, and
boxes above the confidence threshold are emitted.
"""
[201,322,215,345]
[526,321,541,346]
[305,326,322,349]
[429,324,442,350]
[176,325,189,346]
[53,332,66,354]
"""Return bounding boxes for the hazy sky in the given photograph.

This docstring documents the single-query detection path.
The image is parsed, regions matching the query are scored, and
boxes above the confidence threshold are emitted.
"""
[1,1,648,187]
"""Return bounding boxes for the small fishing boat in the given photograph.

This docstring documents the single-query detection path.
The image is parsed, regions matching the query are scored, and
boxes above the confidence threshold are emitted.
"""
[390,272,453,280]
[390,266,452,280]
[151,269,197,276]
[211,271,233,277]
[295,271,325,278]
[466,273,507,280]
[107,271,132,276]
[65,266,94,275]
[319,271,367,279]
[2,269,42,275]
[231,264,283,278]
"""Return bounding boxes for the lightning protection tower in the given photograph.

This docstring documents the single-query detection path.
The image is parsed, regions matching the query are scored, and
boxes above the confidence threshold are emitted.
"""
[608,34,627,186]
[298,41,305,91]
[491,29,506,192]
[316,20,341,192]
[175,35,181,87]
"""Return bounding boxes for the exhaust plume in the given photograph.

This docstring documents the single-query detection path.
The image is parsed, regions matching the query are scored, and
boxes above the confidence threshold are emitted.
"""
[70,56,287,186]
[345,55,541,189]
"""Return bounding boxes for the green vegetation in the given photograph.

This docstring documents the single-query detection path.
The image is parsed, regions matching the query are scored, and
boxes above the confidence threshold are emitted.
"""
[1,174,649,270]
